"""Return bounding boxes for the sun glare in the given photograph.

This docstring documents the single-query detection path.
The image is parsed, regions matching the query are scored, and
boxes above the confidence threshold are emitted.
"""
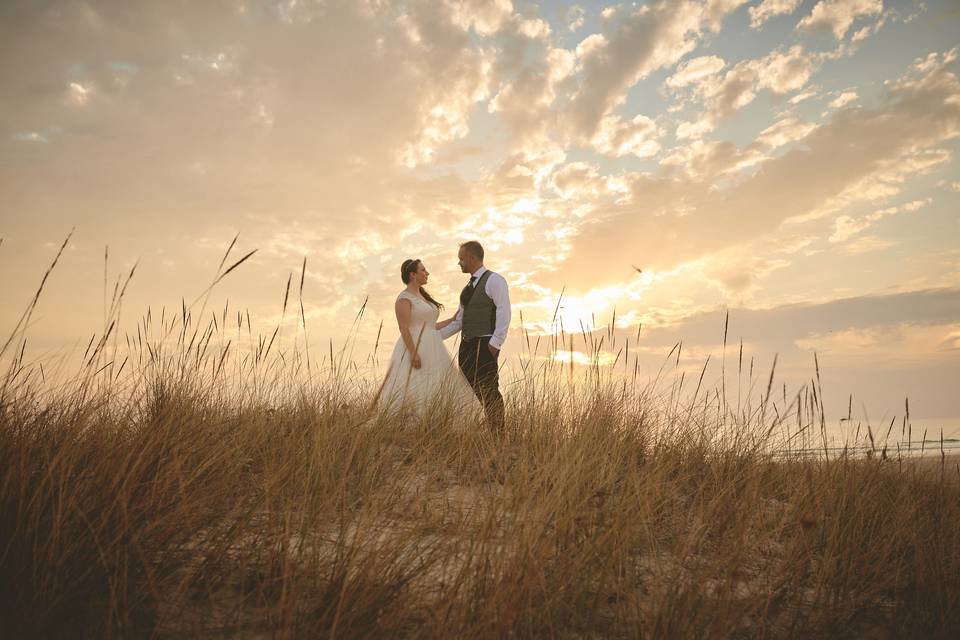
[550,349,619,366]
[532,280,651,334]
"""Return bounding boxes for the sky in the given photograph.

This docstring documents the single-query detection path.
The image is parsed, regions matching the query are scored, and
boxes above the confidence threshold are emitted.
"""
[1,0,958,427]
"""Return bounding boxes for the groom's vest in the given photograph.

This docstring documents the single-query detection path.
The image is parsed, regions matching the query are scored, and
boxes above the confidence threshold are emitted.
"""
[462,270,497,340]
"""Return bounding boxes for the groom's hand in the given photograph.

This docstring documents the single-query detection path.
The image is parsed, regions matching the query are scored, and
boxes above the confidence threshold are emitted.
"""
[487,344,500,358]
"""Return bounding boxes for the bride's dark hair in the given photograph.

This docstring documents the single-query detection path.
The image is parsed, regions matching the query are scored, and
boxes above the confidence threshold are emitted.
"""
[401,259,443,309]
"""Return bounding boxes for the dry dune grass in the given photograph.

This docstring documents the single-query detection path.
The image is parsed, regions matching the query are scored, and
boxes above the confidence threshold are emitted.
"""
[1,239,959,638]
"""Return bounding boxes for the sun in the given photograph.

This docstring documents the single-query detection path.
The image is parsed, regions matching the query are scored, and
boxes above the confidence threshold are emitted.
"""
[546,284,635,332]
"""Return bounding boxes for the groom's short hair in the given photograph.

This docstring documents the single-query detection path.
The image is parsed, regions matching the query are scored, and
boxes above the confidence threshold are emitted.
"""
[460,240,484,261]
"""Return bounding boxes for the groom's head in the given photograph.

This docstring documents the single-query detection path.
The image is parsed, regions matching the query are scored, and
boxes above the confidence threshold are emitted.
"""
[458,241,484,274]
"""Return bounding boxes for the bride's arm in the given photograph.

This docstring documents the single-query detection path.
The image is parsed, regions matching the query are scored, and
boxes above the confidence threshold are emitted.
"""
[395,298,421,368]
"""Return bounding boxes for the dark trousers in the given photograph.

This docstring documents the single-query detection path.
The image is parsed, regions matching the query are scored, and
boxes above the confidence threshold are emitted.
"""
[459,336,505,435]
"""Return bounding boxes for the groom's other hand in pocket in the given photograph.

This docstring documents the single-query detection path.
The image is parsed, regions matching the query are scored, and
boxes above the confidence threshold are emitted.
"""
[488,344,500,358]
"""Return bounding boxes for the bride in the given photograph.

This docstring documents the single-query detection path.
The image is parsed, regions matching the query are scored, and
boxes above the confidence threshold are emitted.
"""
[377,258,478,416]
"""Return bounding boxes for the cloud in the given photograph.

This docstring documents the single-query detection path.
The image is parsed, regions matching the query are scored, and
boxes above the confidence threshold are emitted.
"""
[548,47,960,290]
[549,161,604,200]
[846,4,930,48]
[400,45,495,166]
[829,198,931,243]
[397,2,506,166]
[0,0,539,337]
[444,0,515,36]
[667,113,819,174]
[661,138,762,177]
[703,0,751,31]
[809,148,952,216]
[754,114,819,150]
[666,45,819,140]
[665,55,726,89]
[0,0,500,223]
[675,118,717,141]
[590,114,661,158]
[797,0,883,40]
[563,288,960,417]
[850,12,887,42]
[566,5,585,31]
[565,0,743,140]
[749,0,803,29]
[754,45,818,94]
[827,90,858,110]
[626,287,960,366]
[794,321,960,368]
[703,252,791,296]
[488,41,575,151]
[837,234,897,255]
[669,45,817,133]
[67,81,93,106]
[602,287,960,418]
[788,88,819,105]
[911,47,959,76]
[11,130,54,143]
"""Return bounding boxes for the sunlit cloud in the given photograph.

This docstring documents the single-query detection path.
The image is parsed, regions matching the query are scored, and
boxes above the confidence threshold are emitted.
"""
[566,5,586,31]
[795,323,960,368]
[401,50,495,167]
[749,0,803,29]
[667,45,818,133]
[553,48,960,290]
[827,90,858,110]
[665,55,726,88]
[797,0,883,40]
[590,114,662,157]
[829,199,931,243]
[67,82,92,106]
[837,234,898,255]
[754,114,819,150]
[445,0,515,36]
[565,0,738,140]
[788,88,820,105]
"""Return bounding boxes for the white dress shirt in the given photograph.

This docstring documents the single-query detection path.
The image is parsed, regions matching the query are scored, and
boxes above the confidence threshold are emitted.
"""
[438,266,511,349]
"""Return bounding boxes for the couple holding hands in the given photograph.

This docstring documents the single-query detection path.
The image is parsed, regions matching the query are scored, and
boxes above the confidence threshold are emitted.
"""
[378,241,510,434]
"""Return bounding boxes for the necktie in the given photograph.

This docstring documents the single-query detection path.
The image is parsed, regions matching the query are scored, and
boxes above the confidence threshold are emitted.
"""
[460,276,477,307]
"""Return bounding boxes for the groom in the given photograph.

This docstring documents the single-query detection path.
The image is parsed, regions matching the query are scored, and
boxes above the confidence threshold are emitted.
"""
[439,240,510,435]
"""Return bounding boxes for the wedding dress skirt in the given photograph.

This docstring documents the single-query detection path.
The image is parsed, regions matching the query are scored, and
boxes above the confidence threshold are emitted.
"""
[378,291,479,416]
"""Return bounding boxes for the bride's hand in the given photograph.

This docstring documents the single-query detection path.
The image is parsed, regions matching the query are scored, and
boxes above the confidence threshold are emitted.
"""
[411,353,422,369]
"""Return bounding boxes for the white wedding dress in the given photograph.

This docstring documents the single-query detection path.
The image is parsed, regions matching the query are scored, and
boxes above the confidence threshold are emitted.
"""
[378,291,478,416]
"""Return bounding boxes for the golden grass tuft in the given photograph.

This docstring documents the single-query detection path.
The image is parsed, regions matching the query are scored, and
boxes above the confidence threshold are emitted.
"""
[1,241,958,638]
